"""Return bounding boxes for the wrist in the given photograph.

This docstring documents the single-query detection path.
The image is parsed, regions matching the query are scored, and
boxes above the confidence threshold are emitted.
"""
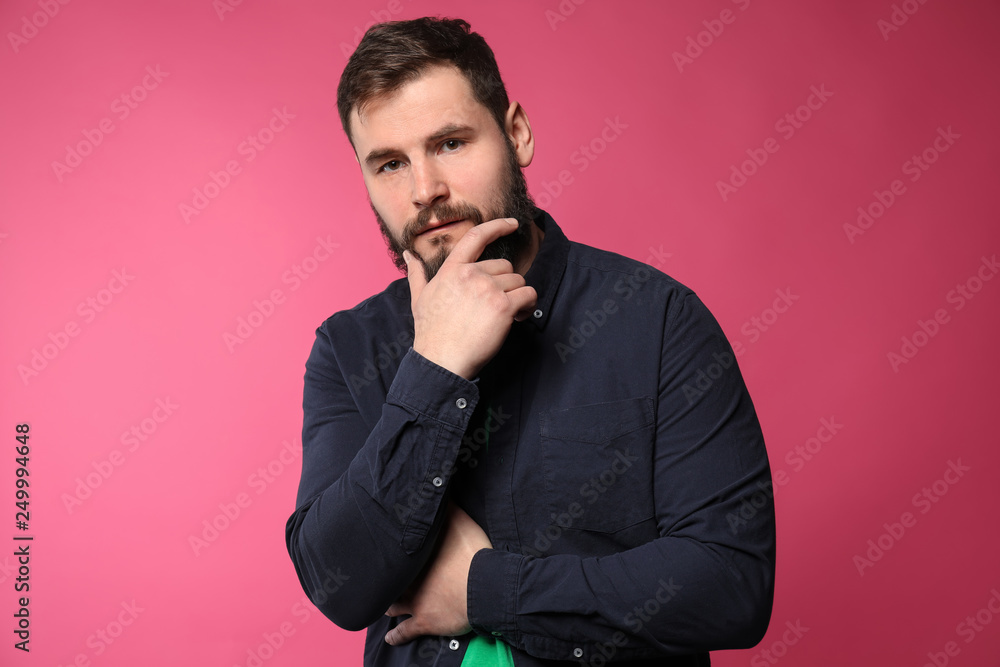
[412,342,477,380]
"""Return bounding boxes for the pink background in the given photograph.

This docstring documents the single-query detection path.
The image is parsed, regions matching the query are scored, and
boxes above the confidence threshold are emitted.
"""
[2,0,999,665]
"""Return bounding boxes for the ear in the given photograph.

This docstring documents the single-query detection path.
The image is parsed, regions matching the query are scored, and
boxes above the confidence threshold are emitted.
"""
[504,101,534,168]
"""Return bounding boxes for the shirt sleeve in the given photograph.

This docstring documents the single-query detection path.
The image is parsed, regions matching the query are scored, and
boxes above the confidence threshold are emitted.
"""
[285,318,480,631]
[467,290,776,661]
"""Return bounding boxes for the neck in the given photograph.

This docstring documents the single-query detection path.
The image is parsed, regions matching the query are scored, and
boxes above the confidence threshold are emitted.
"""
[514,220,545,276]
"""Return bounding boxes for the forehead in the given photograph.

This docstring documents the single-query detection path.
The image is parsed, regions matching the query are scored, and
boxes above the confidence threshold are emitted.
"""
[349,65,495,151]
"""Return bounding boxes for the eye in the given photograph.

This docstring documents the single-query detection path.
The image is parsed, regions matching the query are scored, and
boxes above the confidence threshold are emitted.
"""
[379,159,403,174]
[441,139,463,152]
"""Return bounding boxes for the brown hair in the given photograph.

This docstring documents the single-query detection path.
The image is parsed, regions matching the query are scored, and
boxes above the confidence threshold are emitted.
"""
[337,17,510,146]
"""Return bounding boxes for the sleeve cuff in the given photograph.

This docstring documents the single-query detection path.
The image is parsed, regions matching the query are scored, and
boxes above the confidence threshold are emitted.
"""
[468,548,524,640]
[388,348,480,428]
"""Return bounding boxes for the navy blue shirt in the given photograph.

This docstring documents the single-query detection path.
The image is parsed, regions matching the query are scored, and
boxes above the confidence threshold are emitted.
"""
[285,210,775,666]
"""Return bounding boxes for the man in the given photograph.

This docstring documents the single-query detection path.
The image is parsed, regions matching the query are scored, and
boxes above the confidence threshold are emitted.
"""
[285,16,775,666]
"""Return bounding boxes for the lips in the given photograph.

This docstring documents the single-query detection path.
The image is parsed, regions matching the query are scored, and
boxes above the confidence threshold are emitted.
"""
[418,219,465,235]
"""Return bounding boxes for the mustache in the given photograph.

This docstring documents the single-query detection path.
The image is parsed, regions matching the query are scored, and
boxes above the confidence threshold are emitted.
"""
[400,202,486,248]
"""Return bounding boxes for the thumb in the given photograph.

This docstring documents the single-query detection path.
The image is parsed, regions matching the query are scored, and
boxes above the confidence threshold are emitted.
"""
[403,250,427,306]
[384,617,418,646]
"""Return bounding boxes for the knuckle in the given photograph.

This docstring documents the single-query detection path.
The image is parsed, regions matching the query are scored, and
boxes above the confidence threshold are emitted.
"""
[487,291,510,313]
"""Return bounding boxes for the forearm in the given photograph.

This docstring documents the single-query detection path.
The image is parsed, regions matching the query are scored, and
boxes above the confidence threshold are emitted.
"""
[286,347,480,630]
[468,519,773,661]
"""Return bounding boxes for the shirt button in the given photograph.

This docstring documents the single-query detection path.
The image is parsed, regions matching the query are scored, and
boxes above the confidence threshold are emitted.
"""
[432,476,443,487]
[456,398,467,409]
[533,309,543,318]
[573,647,584,658]
[492,631,502,637]
[449,639,460,650]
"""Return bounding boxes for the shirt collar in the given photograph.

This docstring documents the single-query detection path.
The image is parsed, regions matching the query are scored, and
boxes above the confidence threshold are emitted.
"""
[522,208,569,331]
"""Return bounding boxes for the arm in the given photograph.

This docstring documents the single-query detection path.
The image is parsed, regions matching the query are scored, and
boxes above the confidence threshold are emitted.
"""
[467,291,776,660]
[285,333,480,631]
[285,219,537,631]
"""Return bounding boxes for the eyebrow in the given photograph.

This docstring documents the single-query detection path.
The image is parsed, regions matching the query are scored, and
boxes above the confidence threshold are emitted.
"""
[362,123,476,170]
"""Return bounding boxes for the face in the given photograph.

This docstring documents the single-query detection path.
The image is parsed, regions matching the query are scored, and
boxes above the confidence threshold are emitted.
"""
[349,64,536,281]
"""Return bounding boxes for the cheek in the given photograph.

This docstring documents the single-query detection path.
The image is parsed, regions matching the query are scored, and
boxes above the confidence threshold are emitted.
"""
[452,167,498,202]
[367,182,405,217]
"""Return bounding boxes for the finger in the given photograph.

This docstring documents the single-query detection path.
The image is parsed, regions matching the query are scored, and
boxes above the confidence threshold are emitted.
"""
[491,272,526,293]
[384,617,418,646]
[384,601,410,617]
[403,250,427,306]
[513,304,535,322]
[505,286,538,320]
[444,217,519,265]
[471,257,516,276]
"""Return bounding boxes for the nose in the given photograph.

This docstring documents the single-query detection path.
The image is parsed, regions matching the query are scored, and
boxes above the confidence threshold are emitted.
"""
[410,155,448,209]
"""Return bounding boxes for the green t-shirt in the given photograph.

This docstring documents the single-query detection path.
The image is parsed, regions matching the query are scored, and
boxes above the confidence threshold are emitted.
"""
[461,634,515,666]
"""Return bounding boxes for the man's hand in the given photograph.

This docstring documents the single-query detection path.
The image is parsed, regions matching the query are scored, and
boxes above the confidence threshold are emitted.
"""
[405,217,537,380]
[383,502,492,646]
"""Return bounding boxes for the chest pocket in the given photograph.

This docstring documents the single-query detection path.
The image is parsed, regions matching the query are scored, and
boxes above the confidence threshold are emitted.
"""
[539,397,655,533]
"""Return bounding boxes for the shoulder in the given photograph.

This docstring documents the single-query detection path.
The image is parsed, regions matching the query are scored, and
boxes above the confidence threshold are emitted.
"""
[565,239,695,305]
[314,277,411,340]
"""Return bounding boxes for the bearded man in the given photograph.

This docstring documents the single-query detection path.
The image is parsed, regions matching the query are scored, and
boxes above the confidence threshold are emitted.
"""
[286,16,775,667]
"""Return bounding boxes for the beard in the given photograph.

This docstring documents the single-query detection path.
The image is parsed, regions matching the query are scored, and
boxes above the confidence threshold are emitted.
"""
[371,136,537,282]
